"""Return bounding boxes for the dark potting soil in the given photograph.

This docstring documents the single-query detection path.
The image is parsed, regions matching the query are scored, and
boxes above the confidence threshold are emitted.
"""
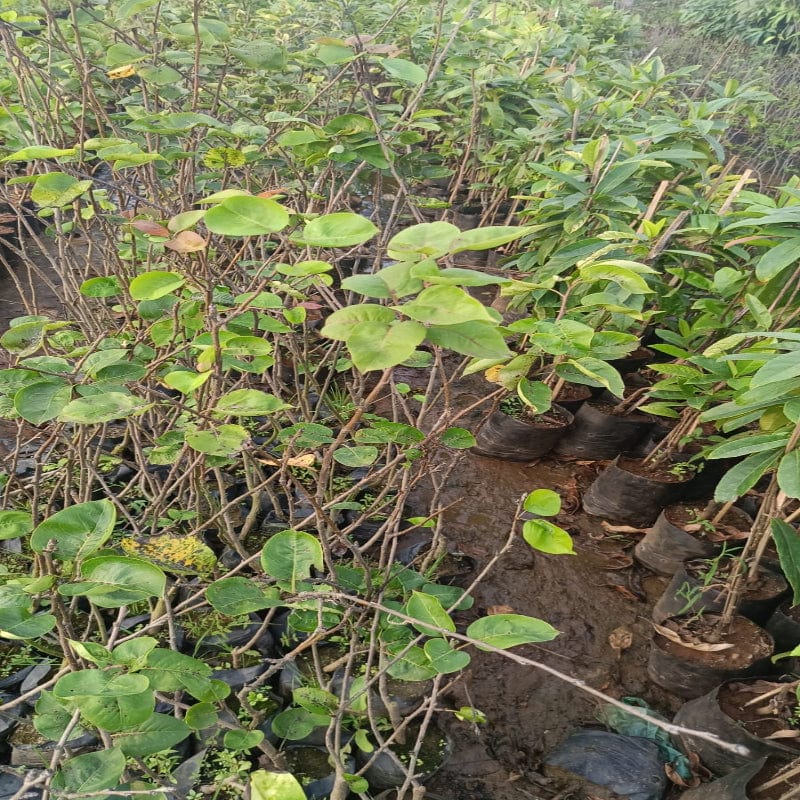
[586,400,653,422]
[655,615,773,668]
[717,680,800,742]
[508,404,571,428]
[683,561,787,603]
[555,383,591,403]
[617,457,691,482]
[748,757,800,800]
[664,502,750,533]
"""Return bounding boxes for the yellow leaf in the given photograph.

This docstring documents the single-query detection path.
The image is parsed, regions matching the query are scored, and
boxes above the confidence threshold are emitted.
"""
[107,64,137,79]
[256,453,316,468]
[484,365,503,384]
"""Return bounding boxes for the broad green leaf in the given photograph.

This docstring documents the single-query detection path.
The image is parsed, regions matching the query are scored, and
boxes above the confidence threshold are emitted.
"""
[332,445,379,467]
[778,450,800,499]
[214,389,289,416]
[348,319,426,372]
[224,729,264,751]
[751,349,800,389]
[260,530,323,589]
[297,212,378,248]
[61,555,166,608]
[251,770,307,800]
[30,500,116,560]
[772,519,800,605]
[756,237,800,281]
[401,286,495,325]
[440,427,476,449]
[0,319,49,355]
[53,747,126,794]
[204,196,289,236]
[58,392,142,424]
[517,379,552,414]
[207,577,281,615]
[163,369,211,394]
[450,225,533,252]
[0,607,56,638]
[555,357,624,398]
[112,713,190,757]
[466,614,559,651]
[14,379,71,424]
[3,145,77,161]
[380,57,426,85]
[387,222,460,260]
[522,519,575,555]
[426,320,512,359]
[341,273,392,299]
[129,271,185,301]
[185,702,218,730]
[423,638,471,674]
[185,423,249,456]
[320,305,395,341]
[31,173,92,208]
[0,510,32,540]
[714,450,782,502]
[140,649,213,697]
[385,645,438,681]
[270,707,329,740]
[406,591,455,635]
[524,489,561,517]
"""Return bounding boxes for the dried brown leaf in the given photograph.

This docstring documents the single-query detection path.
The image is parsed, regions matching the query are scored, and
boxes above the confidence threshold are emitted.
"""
[487,605,515,616]
[653,622,734,652]
[131,219,170,237]
[608,626,633,654]
[164,230,207,253]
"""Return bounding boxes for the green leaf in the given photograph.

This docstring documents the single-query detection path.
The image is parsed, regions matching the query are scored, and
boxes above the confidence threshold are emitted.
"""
[204,196,289,236]
[385,645,438,681]
[129,271,186,301]
[185,702,218,730]
[332,445,379,467]
[207,578,281,615]
[14,379,71,424]
[53,671,153,732]
[751,349,800,389]
[320,305,395,341]
[466,614,559,651]
[401,286,495,325]
[0,318,49,356]
[348,319,426,372]
[185,423,249,456]
[30,500,116,560]
[163,369,212,394]
[341,273,392,299]
[260,530,323,589]
[387,222,460,260]
[0,606,56,638]
[772,519,800,606]
[112,713,190,757]
[714,450,781,502]
[517,379,552,414]
[426,320,512,359]
[423,638,471,674]
[297,212,378,248]
[707,433,789,460]
[380,57,427,85]
[778,450,800,499]
[744,294,772,328]
[58,392,143,424]
[251,770,307,800]
[0,510,33,540]
[61,555,166,608]
[524,489,561,517]
[3,145,77,161]
[450,225,533,252]
[440,427,476,449]
[53,747,126,794]
[224,729,264,751]
[555,357,624,398]
[406,591,455,635]
[522,519,575,555]
[214,389,289,416]
[756,237,800,281]
[270,707,329,740]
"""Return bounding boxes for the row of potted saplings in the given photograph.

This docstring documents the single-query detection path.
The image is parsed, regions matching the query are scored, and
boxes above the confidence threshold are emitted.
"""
[471,361,800,798]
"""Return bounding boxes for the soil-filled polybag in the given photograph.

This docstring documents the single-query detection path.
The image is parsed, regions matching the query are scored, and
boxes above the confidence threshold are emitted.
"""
[554,402,655,461]
[544,730,667,800]
[471,405,573,461]
[679,758,766,800]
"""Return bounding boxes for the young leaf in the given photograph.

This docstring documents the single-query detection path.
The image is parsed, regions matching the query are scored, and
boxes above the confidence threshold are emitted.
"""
[440,427,476,449]
[260,530,323,588]
[207,577,281,615]
[406,591,455,635]
[204,196,289,236]
[129,271,185,301]
[423,638,471,674]
[297,212,378,248]
[522,519,575,555]
[517,379,552,414]
[523,489,561,517]
[466,614,559,650]
[251,770,307,800]
[714,450,782,502]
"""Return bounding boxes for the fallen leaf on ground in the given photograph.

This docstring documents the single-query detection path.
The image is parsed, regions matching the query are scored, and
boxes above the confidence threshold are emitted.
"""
[608,626,633,657]
[487,604,515,615]
[653,622,734,652]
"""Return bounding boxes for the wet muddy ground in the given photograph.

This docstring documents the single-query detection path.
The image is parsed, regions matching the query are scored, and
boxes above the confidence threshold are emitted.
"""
[424,445,681,800]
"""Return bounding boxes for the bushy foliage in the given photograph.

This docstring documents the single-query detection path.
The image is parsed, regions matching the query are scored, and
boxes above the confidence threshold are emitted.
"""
[681,0,800,53]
